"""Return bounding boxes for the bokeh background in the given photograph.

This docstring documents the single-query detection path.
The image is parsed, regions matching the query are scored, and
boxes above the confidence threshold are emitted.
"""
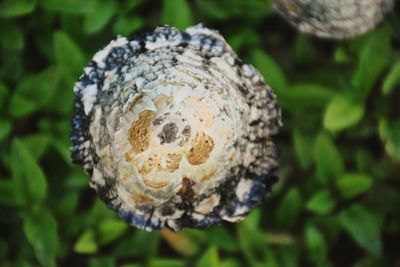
[1,0,400,266]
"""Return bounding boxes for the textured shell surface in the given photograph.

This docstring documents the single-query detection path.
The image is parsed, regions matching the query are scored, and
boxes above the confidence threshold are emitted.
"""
[71,24,281,231]
[273,0,395,39]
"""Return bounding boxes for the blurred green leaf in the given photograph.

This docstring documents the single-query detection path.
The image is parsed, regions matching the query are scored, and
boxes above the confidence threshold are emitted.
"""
[162,0,193,29]
[74,229,98,254]
[23,209,59,267]
[206,227,238,251]
[323,94,365,132]
[336,173,373,199]
[334,46,352,64]
[196,247,219,267]
[249,49,287,94]
[97,219,128,245]
[0,21,24,50]
[84,0,116,34]
[54,31,85,78]
[0,0,37,18]
[293,129,313,169]
[276,187,303,228]
[383,58,400,96]
[379,118,400,160]
[89,257,115,267]
[351,25,391,100]
[313,133,344,182]
[339,204,382,256]
[149,259,185,267]
[304,224,327,264]
[21,134,50,160]
[9,67,60,118]
[0,119,11,142]
[282,83,335,112]
[219,258,241,267]
[113,16,144,37]
[40,0,95,14]
[306,190,335,215]
[10,139,47,204]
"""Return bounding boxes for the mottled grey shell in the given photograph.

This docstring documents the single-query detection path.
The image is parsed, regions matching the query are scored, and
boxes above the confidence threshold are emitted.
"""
[71,25,281,231]
[273,0,394,39]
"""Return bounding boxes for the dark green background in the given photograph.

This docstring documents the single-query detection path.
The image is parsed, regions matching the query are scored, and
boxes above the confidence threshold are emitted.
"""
[0,0,400,266]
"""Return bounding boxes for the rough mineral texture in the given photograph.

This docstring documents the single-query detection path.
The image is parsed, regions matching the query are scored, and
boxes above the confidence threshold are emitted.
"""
[71,25,281,231]
[273,0,394,39]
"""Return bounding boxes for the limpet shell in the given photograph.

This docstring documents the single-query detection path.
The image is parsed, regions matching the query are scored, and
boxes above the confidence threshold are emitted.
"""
[71,24,281,231]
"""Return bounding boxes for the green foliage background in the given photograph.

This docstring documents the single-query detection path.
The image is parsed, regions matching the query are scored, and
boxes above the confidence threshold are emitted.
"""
[0,0,400,266]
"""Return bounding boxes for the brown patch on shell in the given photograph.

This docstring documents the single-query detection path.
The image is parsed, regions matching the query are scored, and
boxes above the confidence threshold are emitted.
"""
[139,154,161,174]
[187,132,214,165]
[143,176,169,189]
[133,194,154,205]
[166,153,182,172]
[128,110,154,153]
[177,177,196,203]
[200,169,217,182]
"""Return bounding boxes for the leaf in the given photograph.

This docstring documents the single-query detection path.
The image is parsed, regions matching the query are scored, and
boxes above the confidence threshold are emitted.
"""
[293,129,314,169]
[219,259,241,267]
[0,0,37,18]
[97,219,128,245]
[281,83,335,111]
[0,119,11,142]
[351,25,391,100]
[0,21,24,50]
[113,16,144,36]
[306,190,335,215]
[9,67,60,118]
[74,229,98,254]
[313,133,344,183]
[379,118,400,160]
[54,31,85,78]
[249,49,288,94]
[148,259,185,267]
[10,139,47,204]
[23,210,59,267]
[304,224,327,264]
[382,58,400,96]
[336,173,373,199]
[276,187,303,228]
[161,229,199,256]
[40,0,95,14]
[21,134,50,160]
[339,205,382,256]
[196,247,219,267]
[162,0,193,29]
[84,0,116,34]
[323,94,365,132]
[205,227,238,251]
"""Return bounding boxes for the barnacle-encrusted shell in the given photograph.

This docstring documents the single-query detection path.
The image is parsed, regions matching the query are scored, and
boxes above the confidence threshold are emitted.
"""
[71,25,281,231]
[273,0,394,39]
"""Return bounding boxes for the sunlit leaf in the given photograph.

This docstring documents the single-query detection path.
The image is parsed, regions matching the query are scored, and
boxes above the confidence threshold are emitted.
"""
[336,173,373,199]
[323,94,365,132]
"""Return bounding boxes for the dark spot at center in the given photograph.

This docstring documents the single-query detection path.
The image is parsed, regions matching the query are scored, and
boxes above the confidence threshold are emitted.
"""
[158,123,178,144]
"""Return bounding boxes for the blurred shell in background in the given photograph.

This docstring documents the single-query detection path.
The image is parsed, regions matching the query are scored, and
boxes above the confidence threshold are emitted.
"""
[273,0,395,39]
